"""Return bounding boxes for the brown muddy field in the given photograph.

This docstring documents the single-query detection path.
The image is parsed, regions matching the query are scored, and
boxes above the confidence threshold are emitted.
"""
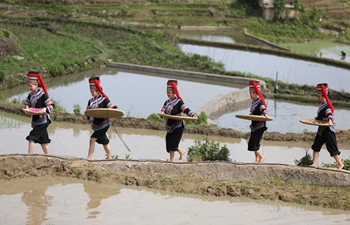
[1,155,350,211]
[1,102,350,211]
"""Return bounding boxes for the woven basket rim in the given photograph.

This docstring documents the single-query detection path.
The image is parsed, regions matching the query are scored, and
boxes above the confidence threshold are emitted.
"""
[85,108,124,119]
[157,113,197,121]
[299,118,336,126]
[235,114,273,121]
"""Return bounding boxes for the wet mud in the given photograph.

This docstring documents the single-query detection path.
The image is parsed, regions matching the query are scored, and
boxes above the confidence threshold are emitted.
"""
[1,155,350,211]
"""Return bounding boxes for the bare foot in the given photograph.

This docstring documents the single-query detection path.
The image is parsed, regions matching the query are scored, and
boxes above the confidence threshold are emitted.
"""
[258,156,265,163]
[179,150,186,161]
[253,160,259,163]
[310,164,317,168]
[337,164,344,170]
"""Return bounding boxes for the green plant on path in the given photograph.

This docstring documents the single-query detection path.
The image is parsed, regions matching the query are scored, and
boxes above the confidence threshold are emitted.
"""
[323,159,350,171]
[295,150,313,166]
[187,137,231,162]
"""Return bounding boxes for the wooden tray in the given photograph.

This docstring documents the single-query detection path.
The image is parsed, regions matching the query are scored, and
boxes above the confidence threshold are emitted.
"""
[235,114,273,121]
[299,118,336,127]
[85,108,124,119]
[22,108,43,115]
[157,113,197,121]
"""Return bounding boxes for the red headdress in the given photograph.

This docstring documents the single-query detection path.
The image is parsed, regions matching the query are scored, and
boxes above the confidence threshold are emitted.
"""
[89,77,108,99]
[317,83,334,113]
[27,71,49,97]
[167,80,182,101]
[249,81,267,109]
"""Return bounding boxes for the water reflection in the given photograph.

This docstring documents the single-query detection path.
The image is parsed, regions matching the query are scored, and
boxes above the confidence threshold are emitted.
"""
[171,29,272,47]
[1,112,349,164]
[0,177,349,225]
[179,44,350,92]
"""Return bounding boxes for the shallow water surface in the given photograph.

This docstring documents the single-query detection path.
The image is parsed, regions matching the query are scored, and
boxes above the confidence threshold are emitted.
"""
[0,177,349,225]
[172,29,272,48]
[279,41,350,63]
[179,44,350,92]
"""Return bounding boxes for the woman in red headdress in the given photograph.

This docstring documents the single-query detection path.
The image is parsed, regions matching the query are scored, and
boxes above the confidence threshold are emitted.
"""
[86,77,122,160]
[247,81,271,163]
[310,83,344,170]
[25,71,54,155]
[160,80,197,162]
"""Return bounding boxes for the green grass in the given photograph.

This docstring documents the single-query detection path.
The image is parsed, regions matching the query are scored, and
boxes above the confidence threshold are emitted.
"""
[0,22,99,84]
[245,18,332,42]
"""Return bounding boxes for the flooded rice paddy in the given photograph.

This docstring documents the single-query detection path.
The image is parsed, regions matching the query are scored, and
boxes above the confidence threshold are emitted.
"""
[279,41,350,63]
[0,177,349,225]
[179,44,350,93]
[172,29,273,48]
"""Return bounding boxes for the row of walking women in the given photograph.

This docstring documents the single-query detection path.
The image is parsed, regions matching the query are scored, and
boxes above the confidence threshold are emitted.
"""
[23,71,344,169]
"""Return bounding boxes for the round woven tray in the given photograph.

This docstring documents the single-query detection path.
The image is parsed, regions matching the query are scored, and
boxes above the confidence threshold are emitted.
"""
[85,108,124,119]
[157,113,197,121]
[235,114,273,121]
[299,118,336,127]
[22,108,43,115]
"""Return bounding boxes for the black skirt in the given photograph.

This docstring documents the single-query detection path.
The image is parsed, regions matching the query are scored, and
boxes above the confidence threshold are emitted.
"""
[248,127,266,151]
[166,125,184,152]
[91,126,110,145]
[26,123,51,144]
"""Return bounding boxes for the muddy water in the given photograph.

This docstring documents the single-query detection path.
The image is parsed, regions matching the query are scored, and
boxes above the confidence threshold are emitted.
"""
[179,43,350,92]
[1,111,349,164]
[0,177,349,225]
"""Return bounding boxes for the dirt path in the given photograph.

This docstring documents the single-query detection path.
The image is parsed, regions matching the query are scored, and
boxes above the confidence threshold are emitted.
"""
[1,154,349,210]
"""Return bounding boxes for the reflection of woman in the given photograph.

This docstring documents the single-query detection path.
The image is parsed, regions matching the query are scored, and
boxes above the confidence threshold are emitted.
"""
[21,186,51,224]
[160,80,197,162]
[86,77,123,160]
[25,71,54,155]
[247,81,270,163]
[83,182,120,219]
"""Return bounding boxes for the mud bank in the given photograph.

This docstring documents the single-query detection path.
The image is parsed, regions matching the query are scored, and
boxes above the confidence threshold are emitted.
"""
[1,102,350,144]
[1,155,349,210]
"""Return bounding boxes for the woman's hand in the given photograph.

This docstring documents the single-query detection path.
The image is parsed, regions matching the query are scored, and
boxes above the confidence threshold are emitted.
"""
[41,108,47,114]
[265,114,271,119]
[328,119,334,126]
